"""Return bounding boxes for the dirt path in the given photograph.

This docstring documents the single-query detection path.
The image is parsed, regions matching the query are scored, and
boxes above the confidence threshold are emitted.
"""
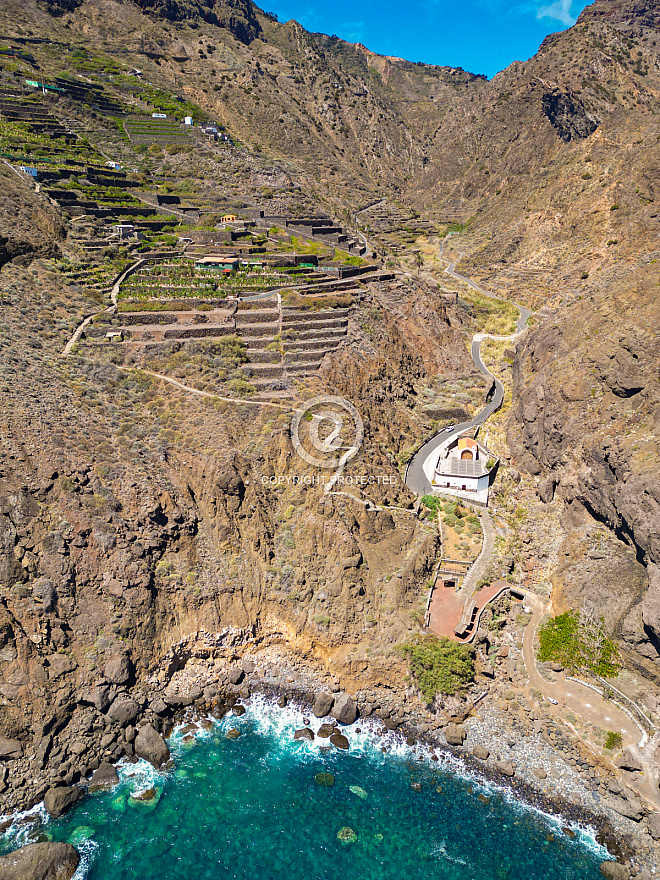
[521,593,660,810]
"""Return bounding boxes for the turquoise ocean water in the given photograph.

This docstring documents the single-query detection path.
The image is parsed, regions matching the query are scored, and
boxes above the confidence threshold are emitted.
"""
[1,696,611,879]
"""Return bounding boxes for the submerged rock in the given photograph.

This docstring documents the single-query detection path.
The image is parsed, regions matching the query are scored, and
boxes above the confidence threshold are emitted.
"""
[315,772,335,787]
[0,841,79,880]
[226,728,241,740]
[337,826,357,844]
[349,785,367,799]
[129,787,161,811]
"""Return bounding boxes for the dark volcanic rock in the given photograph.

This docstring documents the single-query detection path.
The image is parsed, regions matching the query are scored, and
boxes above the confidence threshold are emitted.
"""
[134,725,170,769]
[293,727,315,741]
[81,683,113,713]
[444,723,466,746]
[131,0,261,44]
[88,762,120,792]
[541,88,599,143]
[331,693,357,725]
[228,667,244,686]
[104,654,134,686]
[44,785,83,818]
[0,841,79,880]
[329,732,349,750]
[313,693,334,718]
[107,696,140,726]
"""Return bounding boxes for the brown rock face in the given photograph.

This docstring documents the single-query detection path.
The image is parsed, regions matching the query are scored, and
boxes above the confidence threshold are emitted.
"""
[0,842,79,880]
[130,0,261,43]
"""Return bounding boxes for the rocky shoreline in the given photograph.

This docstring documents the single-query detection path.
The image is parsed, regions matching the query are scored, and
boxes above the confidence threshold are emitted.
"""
[2,633,659,879]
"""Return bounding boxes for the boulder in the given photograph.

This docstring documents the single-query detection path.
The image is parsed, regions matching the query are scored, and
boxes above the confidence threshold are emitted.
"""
[330,732,349,750]
[494,761,515,777]
[293,727,315,742]
[445,723,466,746]
[134,725,170,769]
[241,659,255,674]
[32,578,57,613]
[472,744,490,761]
[277,695,287,708]
[0,842,79,880]
[646,812,660,840]
[616,748,642,772]
[331,693,357,725]
[104,654,134,686]
[313,693,334,718]
[81,683,112,713]
[533,767,548,780]
[107,696,140,726]
[88,762,119,792]
[44,785,83,818]
[0,736,23,759]
[228,667,244,685]
[599,862,630,880]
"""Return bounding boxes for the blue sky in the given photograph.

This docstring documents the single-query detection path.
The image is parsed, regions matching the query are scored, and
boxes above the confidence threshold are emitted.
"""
[265,0,593,78]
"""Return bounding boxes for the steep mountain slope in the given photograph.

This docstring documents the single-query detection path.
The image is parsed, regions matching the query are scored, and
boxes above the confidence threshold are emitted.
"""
[1,0,660,814]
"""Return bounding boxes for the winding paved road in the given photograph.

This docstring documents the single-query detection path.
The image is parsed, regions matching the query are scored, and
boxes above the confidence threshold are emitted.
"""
[405,238,532,496]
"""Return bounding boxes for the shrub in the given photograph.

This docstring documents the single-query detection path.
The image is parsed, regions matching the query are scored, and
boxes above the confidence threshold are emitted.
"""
[604,731,623,750]
[538,609,621,677]
[398,635,474,701]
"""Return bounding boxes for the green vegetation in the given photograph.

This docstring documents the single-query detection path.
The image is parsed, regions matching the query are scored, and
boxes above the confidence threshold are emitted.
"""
[604,731,623,751]
[537,609,621,677]
[421,494,443,519]
[398,635,474,701]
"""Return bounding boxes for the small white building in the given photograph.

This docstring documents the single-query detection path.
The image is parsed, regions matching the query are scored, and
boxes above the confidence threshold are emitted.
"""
[432,436,496,506]
[113,223,135,239]
[184,116,194,126]
[152,112,167,119]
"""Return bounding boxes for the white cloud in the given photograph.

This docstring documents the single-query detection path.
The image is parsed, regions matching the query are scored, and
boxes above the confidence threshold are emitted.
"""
[536,0,576,27]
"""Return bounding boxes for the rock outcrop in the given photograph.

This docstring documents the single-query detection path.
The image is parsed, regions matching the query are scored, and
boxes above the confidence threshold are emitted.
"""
[0,842,79,880]
[43,786,83,818]
[134,725,170,769]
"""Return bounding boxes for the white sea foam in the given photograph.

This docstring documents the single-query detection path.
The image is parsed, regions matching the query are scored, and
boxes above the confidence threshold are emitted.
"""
[116,756,166,794]
[174,692,611,861]
[69,837,98,880]
[0,801,48,848]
